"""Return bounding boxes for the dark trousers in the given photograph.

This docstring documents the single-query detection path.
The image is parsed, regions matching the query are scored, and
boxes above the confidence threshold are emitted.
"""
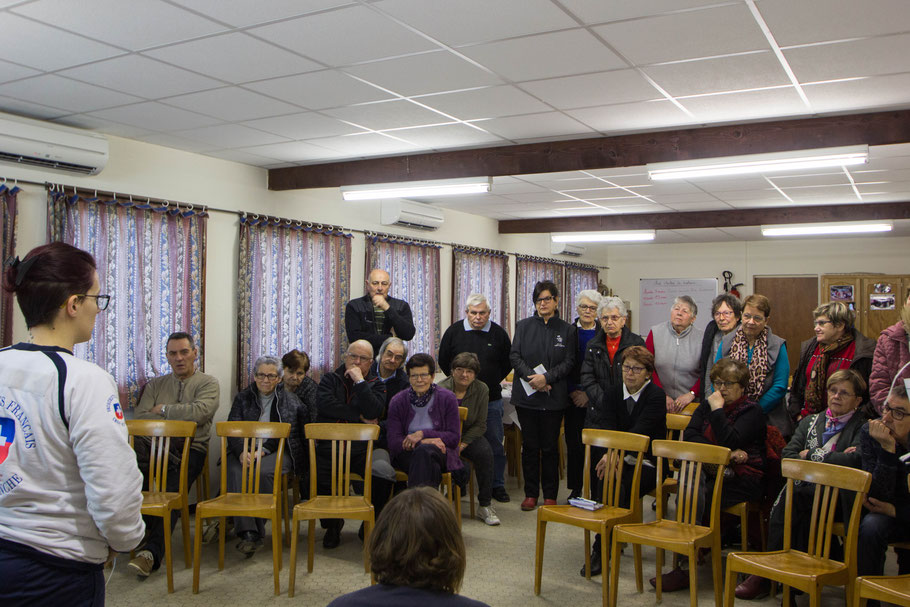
[226,451,292,538]
[486,399,507,489]
[140,448,206,568]
[0,540,104,607]
[858,511,910,578]
[517,407,564,501]
[461,436,494,507]
[393,442,446,488]
[315,443,393,530]
[564,405,587,493]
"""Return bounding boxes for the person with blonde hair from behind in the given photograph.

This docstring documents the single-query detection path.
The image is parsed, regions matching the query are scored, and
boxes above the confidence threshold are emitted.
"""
[327,487,490,607]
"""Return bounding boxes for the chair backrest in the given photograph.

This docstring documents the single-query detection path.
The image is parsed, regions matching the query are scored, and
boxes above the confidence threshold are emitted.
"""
[305,423,380,499]
[127,419,197,494]
[664,414,690,474]
[216,421,290,497]
[653,439,730,527]
[581,429,650,513]
[780,459,871,559]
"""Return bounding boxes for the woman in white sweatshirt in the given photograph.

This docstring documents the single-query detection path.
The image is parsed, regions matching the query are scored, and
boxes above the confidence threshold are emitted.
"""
[0,242,144,606]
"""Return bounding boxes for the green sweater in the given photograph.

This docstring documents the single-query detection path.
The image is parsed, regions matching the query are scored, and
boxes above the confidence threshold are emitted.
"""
[437,376,488,447]
[135,370,220,453]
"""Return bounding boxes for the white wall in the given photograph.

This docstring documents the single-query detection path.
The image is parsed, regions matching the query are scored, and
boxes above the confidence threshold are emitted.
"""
[2,135,605,418]
[605,236,910,333]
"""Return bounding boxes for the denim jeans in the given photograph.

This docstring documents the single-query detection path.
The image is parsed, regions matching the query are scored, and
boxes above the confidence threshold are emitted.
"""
[484,399,506,489]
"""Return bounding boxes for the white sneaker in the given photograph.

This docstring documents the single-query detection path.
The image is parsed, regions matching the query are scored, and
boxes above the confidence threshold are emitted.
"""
[478,505,501,526]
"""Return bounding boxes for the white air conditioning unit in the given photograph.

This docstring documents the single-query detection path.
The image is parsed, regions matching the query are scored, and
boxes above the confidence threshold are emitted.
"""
[551,242,586,256]
[380,199,445,231]
[0,112,109,175]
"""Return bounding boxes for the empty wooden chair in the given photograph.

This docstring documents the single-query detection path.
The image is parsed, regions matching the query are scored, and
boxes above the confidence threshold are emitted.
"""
[535,429,650,607]
[854,574,910,606]
[610,439,731,607]
[192,421,290,595]
[127,419,197,593]
[288,422,380,598]
[722,459,871,607]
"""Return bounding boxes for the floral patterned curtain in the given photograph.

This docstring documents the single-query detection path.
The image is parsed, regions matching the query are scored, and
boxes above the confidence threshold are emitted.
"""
[238,217,351,387]
[0,185,18,347]
[515,256,565,321]
[451,247,509,330]
[47,190,206,407]
[565,263,600,318]
[366,235,441,359]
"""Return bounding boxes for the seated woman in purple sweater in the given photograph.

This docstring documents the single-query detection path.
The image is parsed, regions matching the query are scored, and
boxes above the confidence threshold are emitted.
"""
[328,487,490,607]
[387,353,463,488]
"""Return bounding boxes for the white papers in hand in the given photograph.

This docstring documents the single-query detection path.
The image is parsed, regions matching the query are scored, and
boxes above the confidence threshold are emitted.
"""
[520,364,547,395]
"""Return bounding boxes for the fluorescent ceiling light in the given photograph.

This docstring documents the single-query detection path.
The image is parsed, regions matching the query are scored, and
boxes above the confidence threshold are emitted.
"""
[761,221,892,237]
[648,145,868,181]
[341,177,491,201]
[551,230,656,243]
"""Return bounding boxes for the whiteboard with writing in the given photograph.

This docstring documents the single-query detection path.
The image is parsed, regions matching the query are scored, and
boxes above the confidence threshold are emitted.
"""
[638,278,718,334]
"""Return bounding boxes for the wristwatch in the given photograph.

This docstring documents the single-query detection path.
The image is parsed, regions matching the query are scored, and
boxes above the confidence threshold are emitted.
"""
[161,405,168,417]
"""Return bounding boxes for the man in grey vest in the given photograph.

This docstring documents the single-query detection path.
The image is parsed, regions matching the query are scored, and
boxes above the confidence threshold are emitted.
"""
[645,296,704,413]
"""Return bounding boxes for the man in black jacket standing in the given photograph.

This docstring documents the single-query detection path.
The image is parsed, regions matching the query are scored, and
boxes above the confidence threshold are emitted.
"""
[345,269,416,354]
[438,293,513,502]
[316,339,395,548]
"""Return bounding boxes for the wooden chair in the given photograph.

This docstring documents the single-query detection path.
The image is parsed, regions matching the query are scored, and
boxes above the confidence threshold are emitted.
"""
[644,412,689,512]
[535,429,650,607]
[280,471,299,546]
[195,450,210,502]
[852,475,910,607]
[723,500,767,552]
[126,419,197,593]
[722,459,872,607]
[192,421,290,596]
[609,439,731,607]
[288,423,380,598]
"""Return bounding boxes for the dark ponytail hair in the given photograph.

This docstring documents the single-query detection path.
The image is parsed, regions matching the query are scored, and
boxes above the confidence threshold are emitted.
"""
[4,242,96,328]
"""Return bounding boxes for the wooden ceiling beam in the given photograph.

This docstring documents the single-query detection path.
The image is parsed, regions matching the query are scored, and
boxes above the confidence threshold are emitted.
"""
[497,201,910,234]
[268,110,910,190]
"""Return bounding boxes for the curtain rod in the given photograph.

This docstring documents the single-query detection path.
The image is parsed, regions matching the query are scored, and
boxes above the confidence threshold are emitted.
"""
[6,177,607,269]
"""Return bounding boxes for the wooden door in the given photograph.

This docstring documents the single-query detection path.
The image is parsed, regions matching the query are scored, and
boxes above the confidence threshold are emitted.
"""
[861,276,909,340]
[754,276,820,376]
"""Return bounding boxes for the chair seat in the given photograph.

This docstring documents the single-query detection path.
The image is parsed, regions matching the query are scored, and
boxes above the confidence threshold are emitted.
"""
[538,504,634,530]
[142,491,183,508]
[294,495,373,518]
[614,519,712,547]
[197,493,275,517]
[729,549,847,582]
[859,574,910,602]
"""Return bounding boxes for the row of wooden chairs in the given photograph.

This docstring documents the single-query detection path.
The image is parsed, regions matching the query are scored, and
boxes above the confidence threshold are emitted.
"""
[532,428,879,607]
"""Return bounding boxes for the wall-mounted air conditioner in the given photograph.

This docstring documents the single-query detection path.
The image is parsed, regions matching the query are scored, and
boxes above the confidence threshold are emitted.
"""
[551,242,586,256]
[380,199,445,231]
[0,112,109,175]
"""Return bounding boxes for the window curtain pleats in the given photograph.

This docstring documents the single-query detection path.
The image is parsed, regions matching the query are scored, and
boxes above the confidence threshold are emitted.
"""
[47,190,207,406]
[366,236,441,359]
[451,248,510,331]
[565,263,601,316]
[238,217,351,388]
[0,185,18,347]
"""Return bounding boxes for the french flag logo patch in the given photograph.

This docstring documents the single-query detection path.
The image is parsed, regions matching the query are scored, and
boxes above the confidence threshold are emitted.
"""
[112,401,124,421]
[0,417,14,465]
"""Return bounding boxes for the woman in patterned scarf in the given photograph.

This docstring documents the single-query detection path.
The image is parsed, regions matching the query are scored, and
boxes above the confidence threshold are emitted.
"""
[717,294,792,438]
[734,369,867,600]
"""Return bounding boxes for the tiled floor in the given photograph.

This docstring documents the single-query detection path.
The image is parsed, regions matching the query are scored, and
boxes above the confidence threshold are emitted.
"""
[105,479,877,606]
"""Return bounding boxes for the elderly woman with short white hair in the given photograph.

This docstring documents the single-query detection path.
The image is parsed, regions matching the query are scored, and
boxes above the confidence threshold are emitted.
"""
[565,288,604,499]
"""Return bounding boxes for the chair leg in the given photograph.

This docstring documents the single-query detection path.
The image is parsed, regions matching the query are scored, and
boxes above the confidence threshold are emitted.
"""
[282,474,290,547]
[534,517,546,595]
[655,548,664,602]
[218,515,225,571]
[272,512,281,596]
[688,547,699,607]
[181,503,192,568]
[600,527,610,607]
[740,508,749,552]
[192,510,203,594]
[584,530,592,580]
[633,544,642,593]
[363,511,374,573]
[723,558,737,607]
[455,484,462,527]
[288,515,300,598]
[783,584,791,607]
[712,536,723,607]
[163,511,174,593]
[307,519,316,573]
[469,465,476,519]
[809,583,820,607]
[609,535,621,607]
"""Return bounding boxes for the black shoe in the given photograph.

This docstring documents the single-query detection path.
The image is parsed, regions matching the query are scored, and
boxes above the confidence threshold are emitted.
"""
[579,548,602,577]
[235,531,262,558]
[492,487,511,503]
[323,526,341,549]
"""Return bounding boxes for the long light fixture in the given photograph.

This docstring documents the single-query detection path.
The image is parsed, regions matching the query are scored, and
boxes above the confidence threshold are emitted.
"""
[340,177,491,201]
[551,230,656,243]
[647,145,869,181]
[761,221,892,237]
